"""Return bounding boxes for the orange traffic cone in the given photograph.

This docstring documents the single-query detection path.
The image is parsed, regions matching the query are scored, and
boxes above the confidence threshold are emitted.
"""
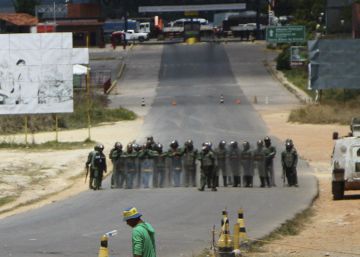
[172,100,177,106]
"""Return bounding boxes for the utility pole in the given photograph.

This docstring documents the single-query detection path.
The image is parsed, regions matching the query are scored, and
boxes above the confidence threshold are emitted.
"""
[123,1,128,49]
[255,0,261,40]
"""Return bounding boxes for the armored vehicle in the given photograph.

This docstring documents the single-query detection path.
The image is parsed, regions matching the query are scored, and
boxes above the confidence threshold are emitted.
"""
[331,117,360,200]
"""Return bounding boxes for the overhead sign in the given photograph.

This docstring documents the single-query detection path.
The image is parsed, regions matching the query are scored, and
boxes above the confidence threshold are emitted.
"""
[266,26,306,43]
[0,33,88,115]
[139,3,246,13]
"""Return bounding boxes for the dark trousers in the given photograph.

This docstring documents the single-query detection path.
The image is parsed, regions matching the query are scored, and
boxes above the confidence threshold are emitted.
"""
[260,176,271,187]
[215,176,227,187]
[184,165,197,187]
[94,169,104,190]
[233,176,241,187]
[285,167,298,186]
[153,167,165,188]
[200,166,216,190]
[243,175,253,187]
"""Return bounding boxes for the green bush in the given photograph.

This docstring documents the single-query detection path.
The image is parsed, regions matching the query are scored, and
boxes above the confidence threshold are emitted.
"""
[276,46,291,70]
[0,92,136,134]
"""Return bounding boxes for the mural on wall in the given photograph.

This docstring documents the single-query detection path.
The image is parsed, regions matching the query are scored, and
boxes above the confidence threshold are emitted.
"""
[0,33,88,114]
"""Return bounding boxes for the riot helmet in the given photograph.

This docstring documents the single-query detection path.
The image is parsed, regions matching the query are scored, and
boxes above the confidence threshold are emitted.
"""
[133,143,141,152]
[256,140,263,149]
[147,136,154,143]
[230,141,238,149]
[170,140,179,149]
[98,144,104,152]
[156,143,163,153]
[219,140,226,149]
[285,138,293,145]
[185,139,194,151]
[115,142,122,150]
[264,136,271,147]
[285,139,293,151]
[242,141,250,151]
[127,143,133,153]
[202,145,209,153]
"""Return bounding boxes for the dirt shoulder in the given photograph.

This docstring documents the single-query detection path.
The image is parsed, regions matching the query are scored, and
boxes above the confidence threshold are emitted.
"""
[0,118,143,219]
[247,109,360,257]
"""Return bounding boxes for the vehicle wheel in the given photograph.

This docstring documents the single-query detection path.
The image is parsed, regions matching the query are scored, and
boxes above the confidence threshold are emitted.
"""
[139,37,145,42]
[332,181,344,200]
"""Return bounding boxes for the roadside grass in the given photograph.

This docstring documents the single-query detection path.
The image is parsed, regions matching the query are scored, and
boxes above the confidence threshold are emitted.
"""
[288,101,360,125]
[195,208,315,257]
[0,196,17,206]
[0,92,136,135]
[246,208,315,254]
[282,68,313,97]
[0,139,95,150]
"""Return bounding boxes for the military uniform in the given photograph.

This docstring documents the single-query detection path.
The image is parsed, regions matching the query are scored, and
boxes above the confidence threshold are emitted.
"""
[138,149,156,188]
[168,141,183,187]
[153,147,167,188]
[281,143,298,187]
[91,146,107,190]
[124,145,138,189]
[253,141,269,187]
[264,137,277,187]
[198,146,217,191]
[215,144,228,187]
[109,144,126,188]
[85,149,97,189]
[228,142,241,187]
[183,143,198,187]
[241,143,254,187]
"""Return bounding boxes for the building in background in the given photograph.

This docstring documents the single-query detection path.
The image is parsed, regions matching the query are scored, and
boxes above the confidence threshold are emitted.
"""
[326,0,353,34]
[0,13,38,33]
[353,2,360,38]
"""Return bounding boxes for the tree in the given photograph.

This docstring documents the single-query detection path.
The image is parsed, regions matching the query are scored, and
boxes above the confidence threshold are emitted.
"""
[11,0,39,16]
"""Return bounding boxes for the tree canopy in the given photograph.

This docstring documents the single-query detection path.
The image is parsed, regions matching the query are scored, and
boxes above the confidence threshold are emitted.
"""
[11,0,39,16]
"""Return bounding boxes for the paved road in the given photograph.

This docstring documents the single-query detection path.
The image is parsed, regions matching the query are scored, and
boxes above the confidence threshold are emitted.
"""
[0,43,317,257]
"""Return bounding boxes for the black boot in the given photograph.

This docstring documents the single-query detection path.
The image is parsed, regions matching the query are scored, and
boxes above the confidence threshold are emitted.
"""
[233,176,241,187]
[266,177,271,187]
[215,176,219,187]
[223,176,227,187]
[249,176,253,187]
[260,177,265,187]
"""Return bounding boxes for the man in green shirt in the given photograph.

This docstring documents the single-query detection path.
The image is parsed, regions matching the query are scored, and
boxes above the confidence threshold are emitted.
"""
[123,207,157,257]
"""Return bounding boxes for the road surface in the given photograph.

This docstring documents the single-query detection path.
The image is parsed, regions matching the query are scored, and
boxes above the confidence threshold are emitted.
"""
[0,42,317,257]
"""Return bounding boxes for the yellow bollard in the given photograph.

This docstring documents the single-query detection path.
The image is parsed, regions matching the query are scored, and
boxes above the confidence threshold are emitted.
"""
[98,235,109,257]
[186,37,198,45]
[237,209,248,245]
[217,210,233,254]
[233,223,240,251]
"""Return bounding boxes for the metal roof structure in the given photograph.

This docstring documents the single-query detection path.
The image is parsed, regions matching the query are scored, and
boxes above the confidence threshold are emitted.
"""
[0,13,38,26]
[139,3,246,13]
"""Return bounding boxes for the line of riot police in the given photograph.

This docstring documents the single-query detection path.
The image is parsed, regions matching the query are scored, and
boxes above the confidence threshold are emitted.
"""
[85,136,298,191]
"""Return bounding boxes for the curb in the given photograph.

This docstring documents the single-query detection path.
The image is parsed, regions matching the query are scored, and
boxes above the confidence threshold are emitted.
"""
[264,60,313,104]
